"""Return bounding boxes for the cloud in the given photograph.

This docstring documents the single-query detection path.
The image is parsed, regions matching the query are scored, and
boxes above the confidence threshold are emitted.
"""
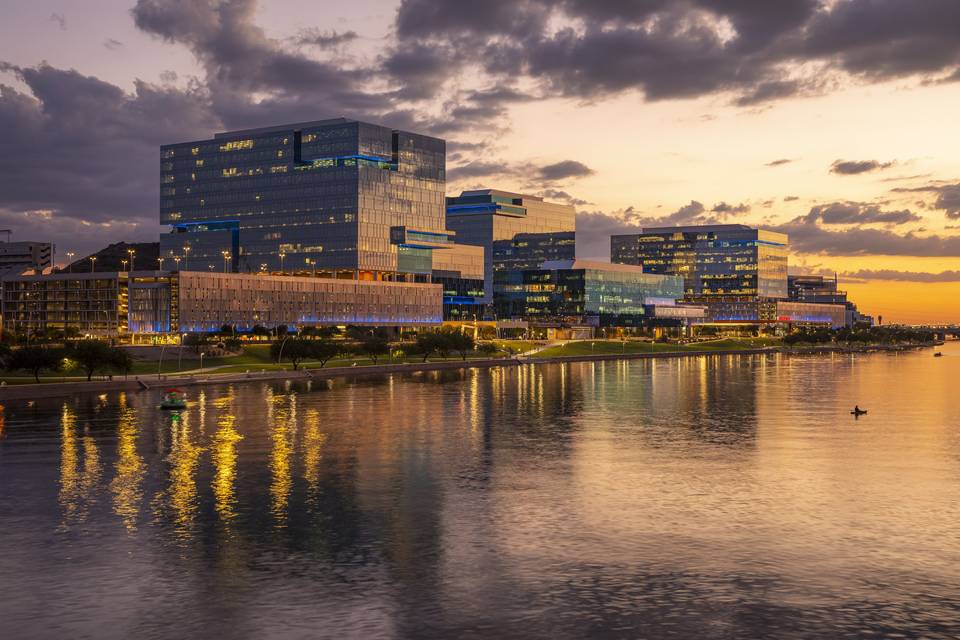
[766,158,793,167]
[575,210,642,259]
[49,13,66,30]
[447,158,595,185]
[784,196,800,201]
[390,0,960,108]
[295,29,359,48]
[538,160,594,181]
[842,269,960,283]
[0,62,217,256]
[803,201,921,225]
[539,189,589,206]
[892,182,960,218]
[103,39,124,50]
[772,216,960,257]
[712,202,751,215]
[830,159,895,175]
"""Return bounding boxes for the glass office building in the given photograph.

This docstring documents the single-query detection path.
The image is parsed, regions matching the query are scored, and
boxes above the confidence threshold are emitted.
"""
[611,224,789,322]
[159,118,446,278]
[496,260,684,328]
[445,190,576,303]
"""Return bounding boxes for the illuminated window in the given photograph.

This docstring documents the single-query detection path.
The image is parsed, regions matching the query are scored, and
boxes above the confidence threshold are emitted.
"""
[191,147,200,155]
[219,139,254,152]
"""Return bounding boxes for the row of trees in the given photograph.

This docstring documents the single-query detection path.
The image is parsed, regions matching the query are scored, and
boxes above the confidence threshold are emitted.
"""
[268,328,481,369]
[0,340,133,382]
[783,326,936,346]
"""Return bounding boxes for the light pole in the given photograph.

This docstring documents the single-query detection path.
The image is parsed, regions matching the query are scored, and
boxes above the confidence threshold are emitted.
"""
[90,256,97,273]
[183,245,191,270]
[173,256,181,271]
[158,257,165,271]
[127,248,136,272]
[121,259,128,272]
[221,250,231,273]
[208,264,214,272]
[279,251,286,274]
[66,252,75,273]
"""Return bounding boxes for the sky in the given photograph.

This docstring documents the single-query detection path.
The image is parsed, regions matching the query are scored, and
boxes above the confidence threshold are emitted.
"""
[1,0,959,324]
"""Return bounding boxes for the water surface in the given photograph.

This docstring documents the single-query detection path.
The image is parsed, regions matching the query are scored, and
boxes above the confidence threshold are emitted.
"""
[1,344,958,639]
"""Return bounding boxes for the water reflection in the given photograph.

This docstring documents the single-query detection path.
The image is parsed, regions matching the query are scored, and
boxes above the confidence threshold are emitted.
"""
[1,345,959,639]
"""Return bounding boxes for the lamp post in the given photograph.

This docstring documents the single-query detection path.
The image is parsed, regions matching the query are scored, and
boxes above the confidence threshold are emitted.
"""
[221,250,231,273]
[121,259,128,272]
[183,245,191,271]
[173,256,181,271]
[279,251,286,274]
[66,252,75,273]
[158,257,165,271]
[90,256,97,273]
[127,248,136,272]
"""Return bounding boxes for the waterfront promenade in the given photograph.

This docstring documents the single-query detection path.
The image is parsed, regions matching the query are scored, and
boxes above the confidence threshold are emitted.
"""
[0,342,933,401]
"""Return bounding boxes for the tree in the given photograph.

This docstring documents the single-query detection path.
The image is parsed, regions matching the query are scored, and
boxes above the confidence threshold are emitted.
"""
[360,335,390,364]
[68,340,125,381]
[110,348,134,378]
[183,333,209,354]
[252,324,270,338]
[416,332,452,362]
[310,339,340,367]
[445,331,475,361]
[0,343,10,369]
[275,325,289,339]
[271,338,313,370]
[8,346,64,382]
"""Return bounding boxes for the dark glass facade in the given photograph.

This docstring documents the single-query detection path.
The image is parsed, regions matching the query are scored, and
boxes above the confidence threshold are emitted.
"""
[611,225,788,322]
[495,260,684,327]
[445,190,576,304]
[160,119,446,276]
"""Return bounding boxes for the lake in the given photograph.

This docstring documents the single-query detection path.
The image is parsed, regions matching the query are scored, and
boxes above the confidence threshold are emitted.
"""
[1,344,958,639]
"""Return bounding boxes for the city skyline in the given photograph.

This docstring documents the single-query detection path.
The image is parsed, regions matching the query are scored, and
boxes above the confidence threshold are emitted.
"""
[2,1,960,323]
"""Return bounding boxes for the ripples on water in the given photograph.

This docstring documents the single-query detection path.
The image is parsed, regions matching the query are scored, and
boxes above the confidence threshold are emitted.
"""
[1,346,959,639]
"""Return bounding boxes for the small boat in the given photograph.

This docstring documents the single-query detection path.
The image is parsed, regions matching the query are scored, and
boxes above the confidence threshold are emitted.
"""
[934,352,943,357]
[160,389,187,410]
[851,408,868,417]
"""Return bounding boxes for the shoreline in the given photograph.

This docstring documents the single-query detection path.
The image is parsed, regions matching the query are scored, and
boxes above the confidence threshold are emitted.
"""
[0,342,935,401]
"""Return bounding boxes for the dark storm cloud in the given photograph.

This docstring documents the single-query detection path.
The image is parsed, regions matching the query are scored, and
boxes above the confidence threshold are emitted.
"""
[830,159,895,175]
[390,0,960,107]
[803,202,920,225]
[295,29,359,49]
[892,182,960,218]
[576,210,642,259]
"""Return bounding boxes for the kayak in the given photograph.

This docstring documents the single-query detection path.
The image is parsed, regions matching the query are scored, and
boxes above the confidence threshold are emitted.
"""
[160,389,187,410]
[851,410,867,416]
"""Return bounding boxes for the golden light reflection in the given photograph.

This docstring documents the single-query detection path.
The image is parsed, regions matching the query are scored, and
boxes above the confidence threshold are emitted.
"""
[110,407,144,532]
[167,411,203,538]
[212,412,243,522]
[302,408,328,505]
[0,403,5,439]
[270,394,296,527]
[58,404,102,526]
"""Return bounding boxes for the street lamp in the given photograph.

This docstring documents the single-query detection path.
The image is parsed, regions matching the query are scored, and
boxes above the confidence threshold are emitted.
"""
[305,258,316,277]
[90,256,97,273]
[173,256,181,271]
[208,264,214,272]
[183,245,191,270]
[278,251,286,274]
[127,248,136,272]
[121,259,128,272]
[158,256,165,271]
[66,252,75,273]
[222,250,231,273]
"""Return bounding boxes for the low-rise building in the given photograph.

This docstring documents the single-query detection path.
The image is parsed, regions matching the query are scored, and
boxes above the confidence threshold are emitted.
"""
[495,259,689,331]
[1,270,442,340]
